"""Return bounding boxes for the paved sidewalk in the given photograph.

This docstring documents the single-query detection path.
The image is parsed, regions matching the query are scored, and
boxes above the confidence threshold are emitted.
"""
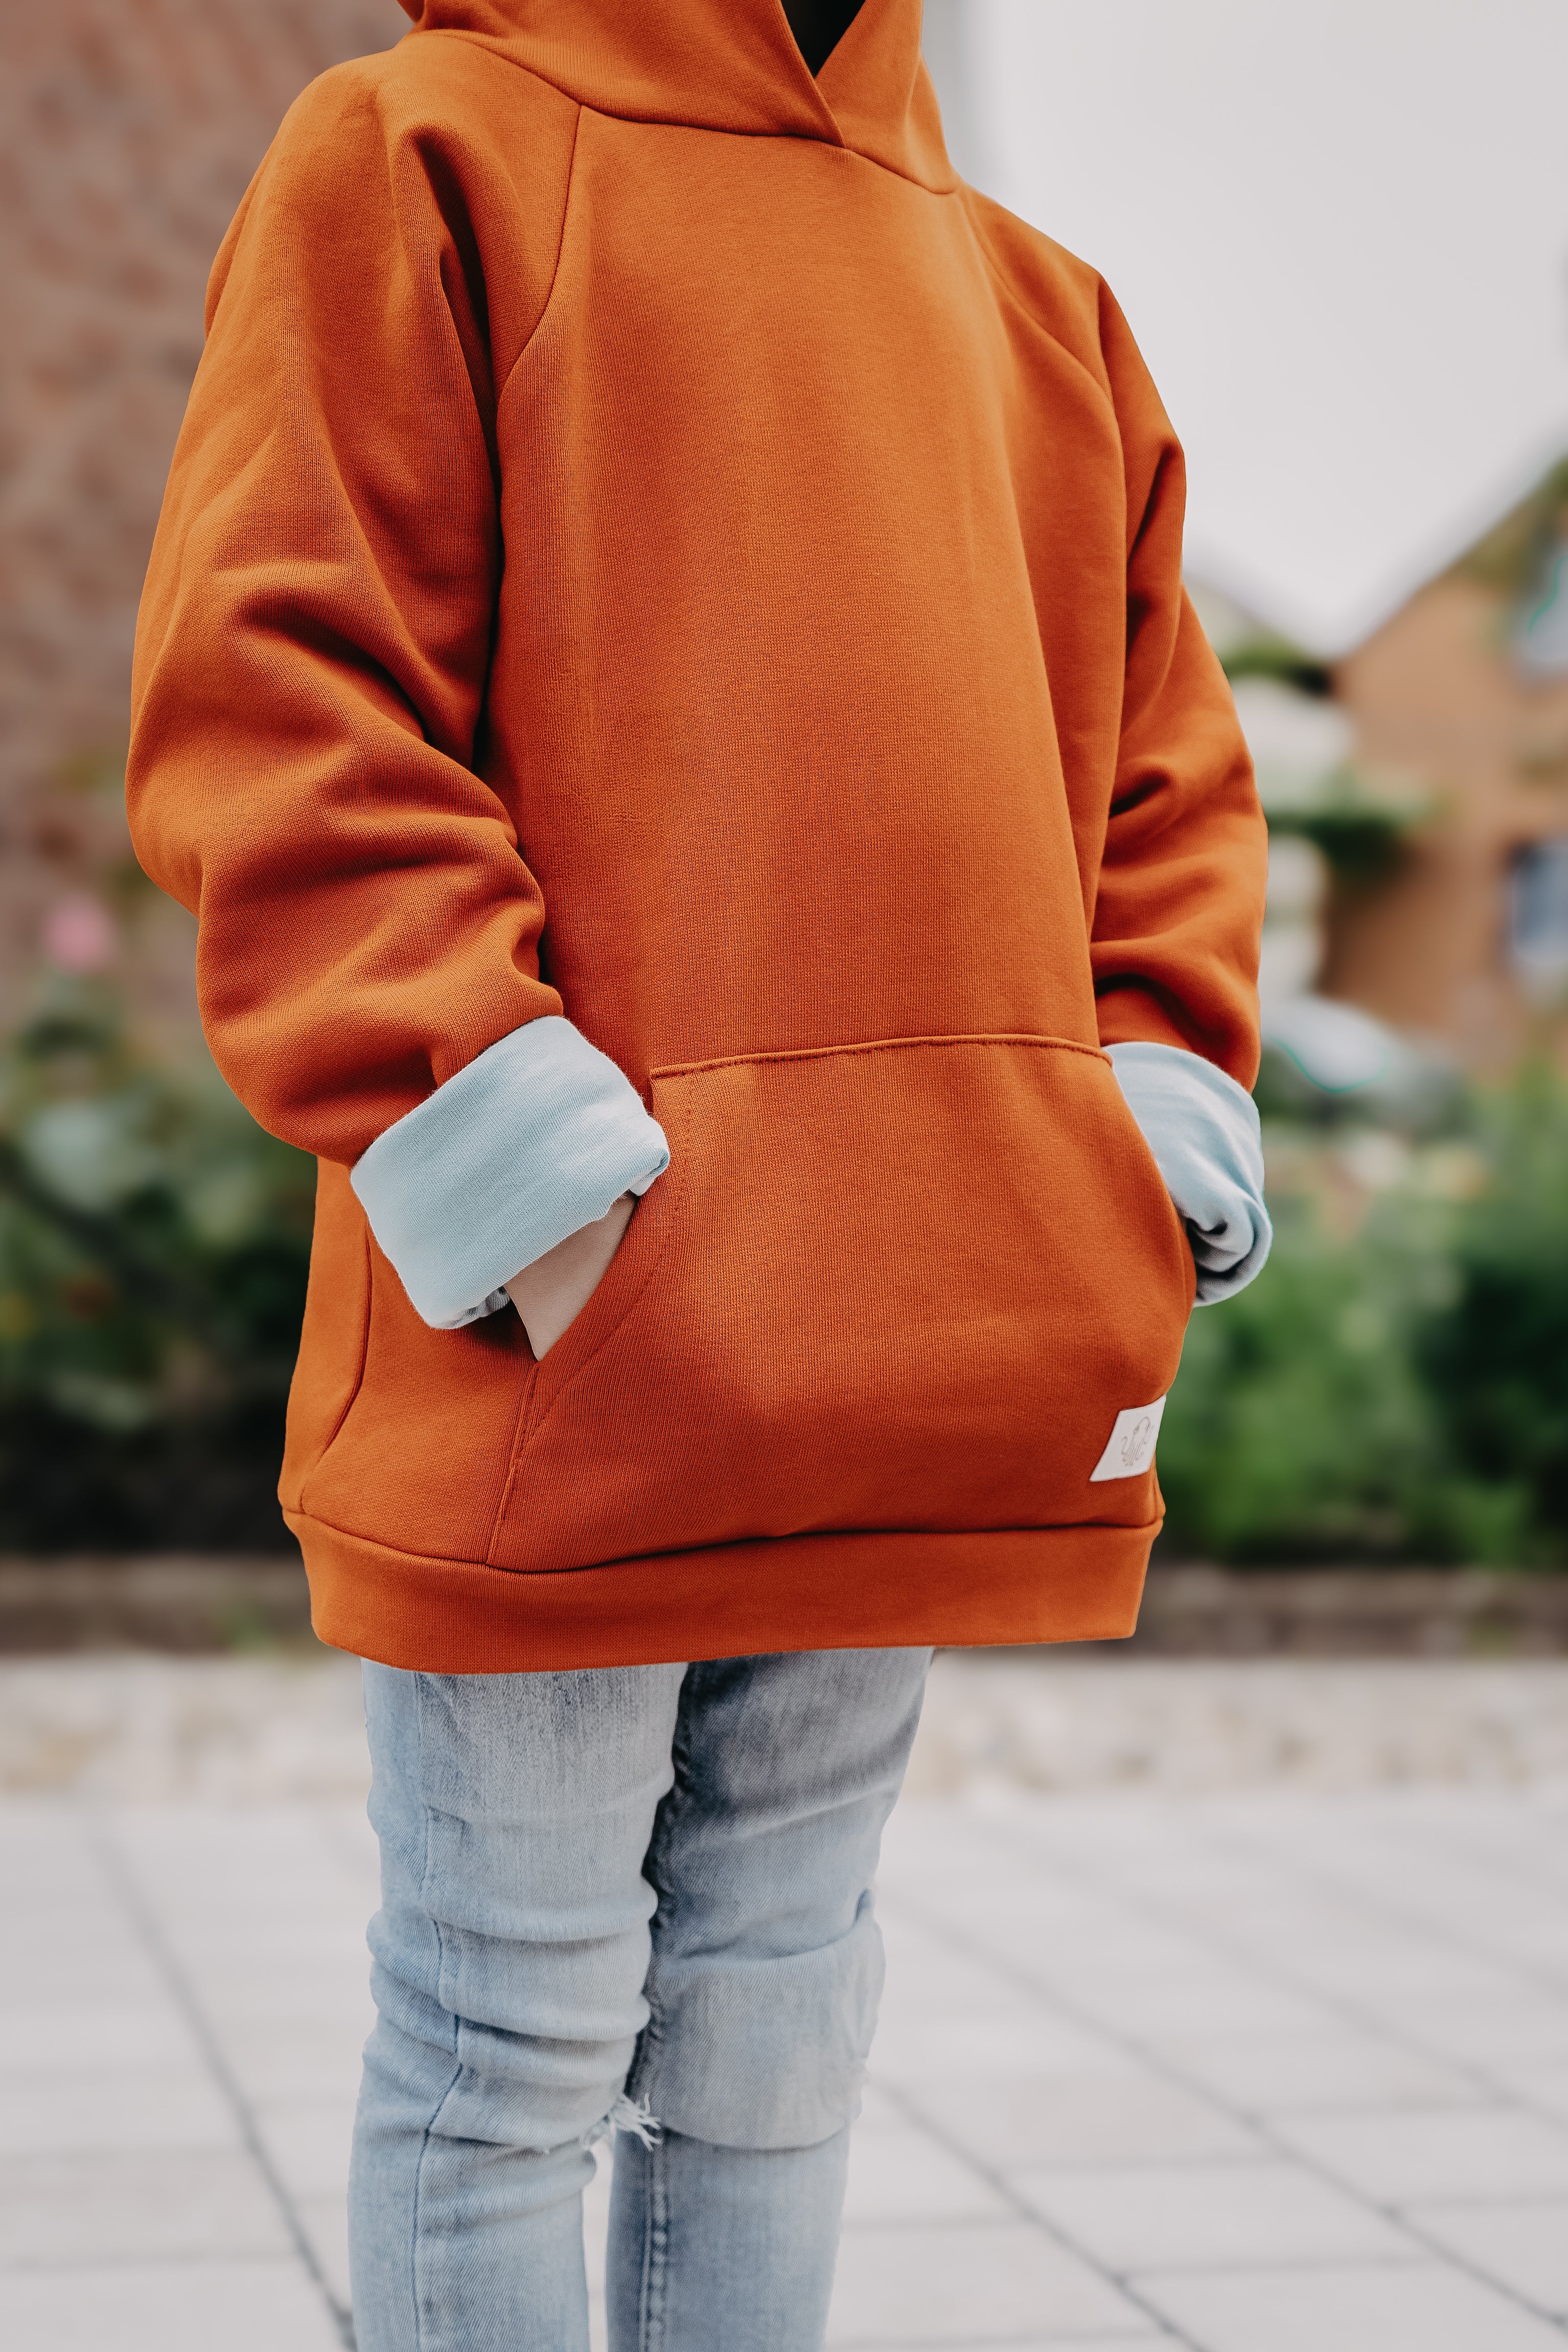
[2,1663,1567,2348]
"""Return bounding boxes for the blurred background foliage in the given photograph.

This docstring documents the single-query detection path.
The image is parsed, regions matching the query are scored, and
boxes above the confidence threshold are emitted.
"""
[1159,1069,1568,1567]
[0,759,314,1548]
[0,979,313,1550]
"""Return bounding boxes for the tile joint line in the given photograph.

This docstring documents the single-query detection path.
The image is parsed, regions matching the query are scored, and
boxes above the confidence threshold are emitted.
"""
[90,1818,357,2350]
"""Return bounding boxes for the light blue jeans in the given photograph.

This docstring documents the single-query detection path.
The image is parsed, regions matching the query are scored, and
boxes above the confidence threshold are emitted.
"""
[349,1646,933,2350]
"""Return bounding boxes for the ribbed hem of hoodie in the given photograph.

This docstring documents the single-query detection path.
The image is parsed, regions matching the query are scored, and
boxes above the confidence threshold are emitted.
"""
[350,1017,670,1330]
[289,1514,1161,1673]
[1106,1040,1271,1304]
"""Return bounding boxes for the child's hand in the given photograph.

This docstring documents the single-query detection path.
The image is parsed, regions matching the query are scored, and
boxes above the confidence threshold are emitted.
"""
[504,1192,637,1359]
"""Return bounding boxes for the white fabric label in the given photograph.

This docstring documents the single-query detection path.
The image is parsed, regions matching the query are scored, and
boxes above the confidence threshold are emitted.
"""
[1089,1397,1167,1482]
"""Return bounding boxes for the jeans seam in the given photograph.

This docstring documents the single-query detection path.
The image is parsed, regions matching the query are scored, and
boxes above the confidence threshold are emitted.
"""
[626,1666,695,2114]
[409,2058,463,2352]
[410,1673,463,2352]
[634,1671,693,2351]
[644,2128,669,2351]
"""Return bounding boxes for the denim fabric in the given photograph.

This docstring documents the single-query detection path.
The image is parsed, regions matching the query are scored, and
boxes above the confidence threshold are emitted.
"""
[350,1017,670,1330]
[349,1646,932,2351]
[1107,1039,1272,1302]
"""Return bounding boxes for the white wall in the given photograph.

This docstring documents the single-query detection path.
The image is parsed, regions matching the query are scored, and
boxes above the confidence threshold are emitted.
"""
[924,1,1568,652]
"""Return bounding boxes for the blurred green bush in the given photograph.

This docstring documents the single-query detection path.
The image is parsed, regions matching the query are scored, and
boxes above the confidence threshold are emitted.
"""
[1159,1080,1568,1567]
[0,975,313,1550]
[1416,1071,1568,1554]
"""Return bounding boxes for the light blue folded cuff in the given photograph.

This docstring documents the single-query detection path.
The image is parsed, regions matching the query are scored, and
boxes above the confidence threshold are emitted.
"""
[350,1017,670,1331]
[1106,1040,1272,1305]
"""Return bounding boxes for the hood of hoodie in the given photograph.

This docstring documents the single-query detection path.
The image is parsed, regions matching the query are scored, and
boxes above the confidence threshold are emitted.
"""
[393,0,954,189]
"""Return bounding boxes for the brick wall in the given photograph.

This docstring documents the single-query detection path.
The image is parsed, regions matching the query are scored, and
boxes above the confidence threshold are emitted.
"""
[2,1,405,1014]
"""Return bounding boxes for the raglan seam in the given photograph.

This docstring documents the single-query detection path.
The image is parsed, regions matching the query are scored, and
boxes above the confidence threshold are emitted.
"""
[958,195,1120,428]
[495,87,584,405]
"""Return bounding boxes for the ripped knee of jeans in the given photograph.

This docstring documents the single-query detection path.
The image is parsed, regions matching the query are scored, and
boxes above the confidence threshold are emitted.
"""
[629,1899,886,2150]
[582,2090,661,2153]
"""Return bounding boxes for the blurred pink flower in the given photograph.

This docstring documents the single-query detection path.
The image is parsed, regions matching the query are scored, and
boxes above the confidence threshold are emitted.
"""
[41,894,117,974]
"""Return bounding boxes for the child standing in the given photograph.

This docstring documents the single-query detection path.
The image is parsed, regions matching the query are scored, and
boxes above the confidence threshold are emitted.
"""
[128,3,1270,2343]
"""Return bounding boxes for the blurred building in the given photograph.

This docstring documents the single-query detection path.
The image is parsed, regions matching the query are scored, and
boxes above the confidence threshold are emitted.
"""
[915,6,1568,1093]
[1332,558,1568,1067]
[1196,465,1568,1089]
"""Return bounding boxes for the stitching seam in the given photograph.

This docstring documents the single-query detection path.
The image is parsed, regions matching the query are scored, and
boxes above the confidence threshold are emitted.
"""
[649,1030,1111,1081]
[635,1671,693,2349]
[292,1508,1164,1576]
[419,33,958,201]
[410,1677,463,2350]
[294,1223,374,1515]
[496,97,584,408]
[959,196,1120,427]
[505,1078,694,1474]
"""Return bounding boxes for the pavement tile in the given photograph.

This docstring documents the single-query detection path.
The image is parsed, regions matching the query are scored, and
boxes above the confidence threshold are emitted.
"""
[0,1807,93,1847]
[1493,1923,1568,1970]
[0,2000,193,2079]
[826,2220,1146,2344]
[0,2151,288,2267]
[1406,2197,1568,2316]
[1069,1973,1337,2042]
[1269,1935,1529,2005]
[0,1942,163,2002]
[1277,2106,1568,2203]
[1011,2156,1411,2271]
[203,2019,366,2105]
[0,2256,345,2351]
[0,1855,106,1910]
[293,2189,353,2311]
[855,2083,910,2132]
[842,2125,1010,2226]
[966,1918,1214,1984]
[156,1965,373,2034]
[1484,2057,1568,2123]
[2,1880,128,1924]
[253,2096,358,2200]
[0,1872,154,1992]
[0,2068,238,2158]
[1370,1991,1568,2064]
[150,1879,366,1924]
[867,1921,1025,1999]
[911,2070,1263,2170]
[871,2007,1122,2083]
[893,1877,1126,1947]
[1330,1880,1568,1955]
[147,1919,371,1969]
[1139,2257,1568,2351]
[1158,2026,1481,2116]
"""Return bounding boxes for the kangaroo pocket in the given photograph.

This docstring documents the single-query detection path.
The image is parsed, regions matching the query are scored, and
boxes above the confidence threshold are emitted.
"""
[489,1034,1193,1575]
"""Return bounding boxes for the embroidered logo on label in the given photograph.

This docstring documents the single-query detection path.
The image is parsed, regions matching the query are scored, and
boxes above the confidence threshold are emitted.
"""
[1089,1396,1167,1482]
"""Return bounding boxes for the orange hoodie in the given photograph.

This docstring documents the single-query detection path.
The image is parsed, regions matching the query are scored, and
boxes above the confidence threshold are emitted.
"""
[128,0,1266,1672]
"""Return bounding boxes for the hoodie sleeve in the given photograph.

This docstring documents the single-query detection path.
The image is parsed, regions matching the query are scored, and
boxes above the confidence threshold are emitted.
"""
[127,62,666,1328]
[1089,294,1268,1090]
[1108,1042,1271,1303]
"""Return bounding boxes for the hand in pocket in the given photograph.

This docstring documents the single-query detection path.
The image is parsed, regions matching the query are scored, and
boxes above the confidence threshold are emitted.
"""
[504,1191,636,1359]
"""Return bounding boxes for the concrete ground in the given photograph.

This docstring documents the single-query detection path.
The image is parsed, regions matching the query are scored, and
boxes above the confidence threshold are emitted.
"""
[2,1651,1567,2350]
